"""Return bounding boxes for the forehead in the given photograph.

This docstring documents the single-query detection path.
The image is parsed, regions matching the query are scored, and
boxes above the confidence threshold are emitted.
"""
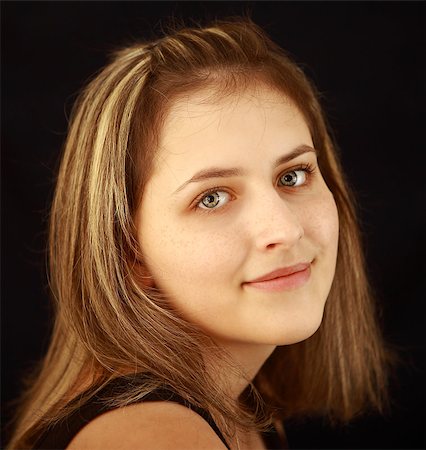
[154,84,310,162]
[139,83,314,204]
[133,89,316,215]
[165,83,297,123]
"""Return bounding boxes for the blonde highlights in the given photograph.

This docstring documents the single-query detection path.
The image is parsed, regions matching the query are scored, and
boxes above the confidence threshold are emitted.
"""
[8,18,396,449]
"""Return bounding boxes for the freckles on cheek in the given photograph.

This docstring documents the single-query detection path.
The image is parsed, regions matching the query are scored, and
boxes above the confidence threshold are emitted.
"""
[185,230,237,269]
[303,194,339,247]
[166,227,240,280]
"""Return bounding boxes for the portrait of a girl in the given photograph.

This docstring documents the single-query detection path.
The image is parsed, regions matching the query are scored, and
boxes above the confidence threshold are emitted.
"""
[6,14,404,450]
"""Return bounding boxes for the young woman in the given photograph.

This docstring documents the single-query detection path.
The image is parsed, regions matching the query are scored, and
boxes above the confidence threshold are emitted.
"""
[8,18,395,450]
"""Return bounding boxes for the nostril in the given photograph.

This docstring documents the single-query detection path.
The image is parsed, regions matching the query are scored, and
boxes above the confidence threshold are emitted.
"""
[259,224,304,251]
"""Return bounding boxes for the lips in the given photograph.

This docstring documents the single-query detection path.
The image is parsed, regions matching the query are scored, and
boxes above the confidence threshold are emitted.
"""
[242,262,312,292]
[246,262,311,283]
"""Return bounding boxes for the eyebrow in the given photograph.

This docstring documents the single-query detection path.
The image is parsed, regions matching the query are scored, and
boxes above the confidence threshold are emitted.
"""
[173,144,316,194]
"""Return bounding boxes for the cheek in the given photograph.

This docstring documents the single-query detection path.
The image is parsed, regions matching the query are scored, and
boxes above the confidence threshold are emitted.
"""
[140,218,242,325]
[140,211,240,287]
[300,188,339,255]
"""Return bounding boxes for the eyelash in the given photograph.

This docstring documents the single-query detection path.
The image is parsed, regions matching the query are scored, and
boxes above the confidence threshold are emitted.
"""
[192,162,316,214]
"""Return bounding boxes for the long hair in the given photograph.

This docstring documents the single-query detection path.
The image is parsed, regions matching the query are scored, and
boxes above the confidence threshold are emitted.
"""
[8,18,396,449]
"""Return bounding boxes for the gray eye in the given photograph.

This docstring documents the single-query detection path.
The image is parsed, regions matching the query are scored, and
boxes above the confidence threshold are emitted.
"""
[198,191,230,210]
[279,170,306,187]
[202,193,220,208]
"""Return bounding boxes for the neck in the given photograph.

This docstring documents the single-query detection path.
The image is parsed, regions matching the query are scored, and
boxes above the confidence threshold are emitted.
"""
[211,340,277,401]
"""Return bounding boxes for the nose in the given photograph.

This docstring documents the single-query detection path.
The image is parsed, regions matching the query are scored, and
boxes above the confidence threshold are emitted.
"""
[248,190,304,252]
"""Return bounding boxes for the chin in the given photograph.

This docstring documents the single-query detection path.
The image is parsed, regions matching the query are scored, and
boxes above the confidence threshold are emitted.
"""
[275,310,325,346]
[283,325,322,345]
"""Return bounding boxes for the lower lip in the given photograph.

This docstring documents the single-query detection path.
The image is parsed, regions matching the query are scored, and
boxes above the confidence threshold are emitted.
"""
[243,266,311,292]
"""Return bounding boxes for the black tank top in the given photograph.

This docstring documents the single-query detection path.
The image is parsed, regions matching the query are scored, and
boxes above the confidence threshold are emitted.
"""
[33,374,286,449]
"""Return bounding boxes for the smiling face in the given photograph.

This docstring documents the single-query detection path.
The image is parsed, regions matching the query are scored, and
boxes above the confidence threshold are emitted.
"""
[135,84,339,351]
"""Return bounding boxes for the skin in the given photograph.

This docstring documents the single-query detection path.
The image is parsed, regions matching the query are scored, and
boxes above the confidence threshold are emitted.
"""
[67,401,227,450]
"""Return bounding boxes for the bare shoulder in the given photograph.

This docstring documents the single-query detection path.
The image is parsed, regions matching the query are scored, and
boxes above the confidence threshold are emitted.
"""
[66,401,228,450]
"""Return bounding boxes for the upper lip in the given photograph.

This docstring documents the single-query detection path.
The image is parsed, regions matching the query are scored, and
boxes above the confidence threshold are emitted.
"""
[245,262,311,283]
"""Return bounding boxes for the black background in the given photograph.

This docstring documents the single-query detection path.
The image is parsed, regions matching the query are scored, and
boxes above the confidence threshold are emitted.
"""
[1,1,425,448]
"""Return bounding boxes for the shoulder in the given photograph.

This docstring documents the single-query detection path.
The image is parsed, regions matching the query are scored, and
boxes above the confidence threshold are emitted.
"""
[66,400,228,450]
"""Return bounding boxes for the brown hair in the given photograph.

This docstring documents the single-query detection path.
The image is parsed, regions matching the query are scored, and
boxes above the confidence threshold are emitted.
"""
[8,17,396,449]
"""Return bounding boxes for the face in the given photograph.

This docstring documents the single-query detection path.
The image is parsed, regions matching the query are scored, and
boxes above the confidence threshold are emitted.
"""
[135,84,339,351]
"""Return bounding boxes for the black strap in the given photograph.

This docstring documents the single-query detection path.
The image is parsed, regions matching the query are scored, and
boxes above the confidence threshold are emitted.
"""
[33,376,230,449]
